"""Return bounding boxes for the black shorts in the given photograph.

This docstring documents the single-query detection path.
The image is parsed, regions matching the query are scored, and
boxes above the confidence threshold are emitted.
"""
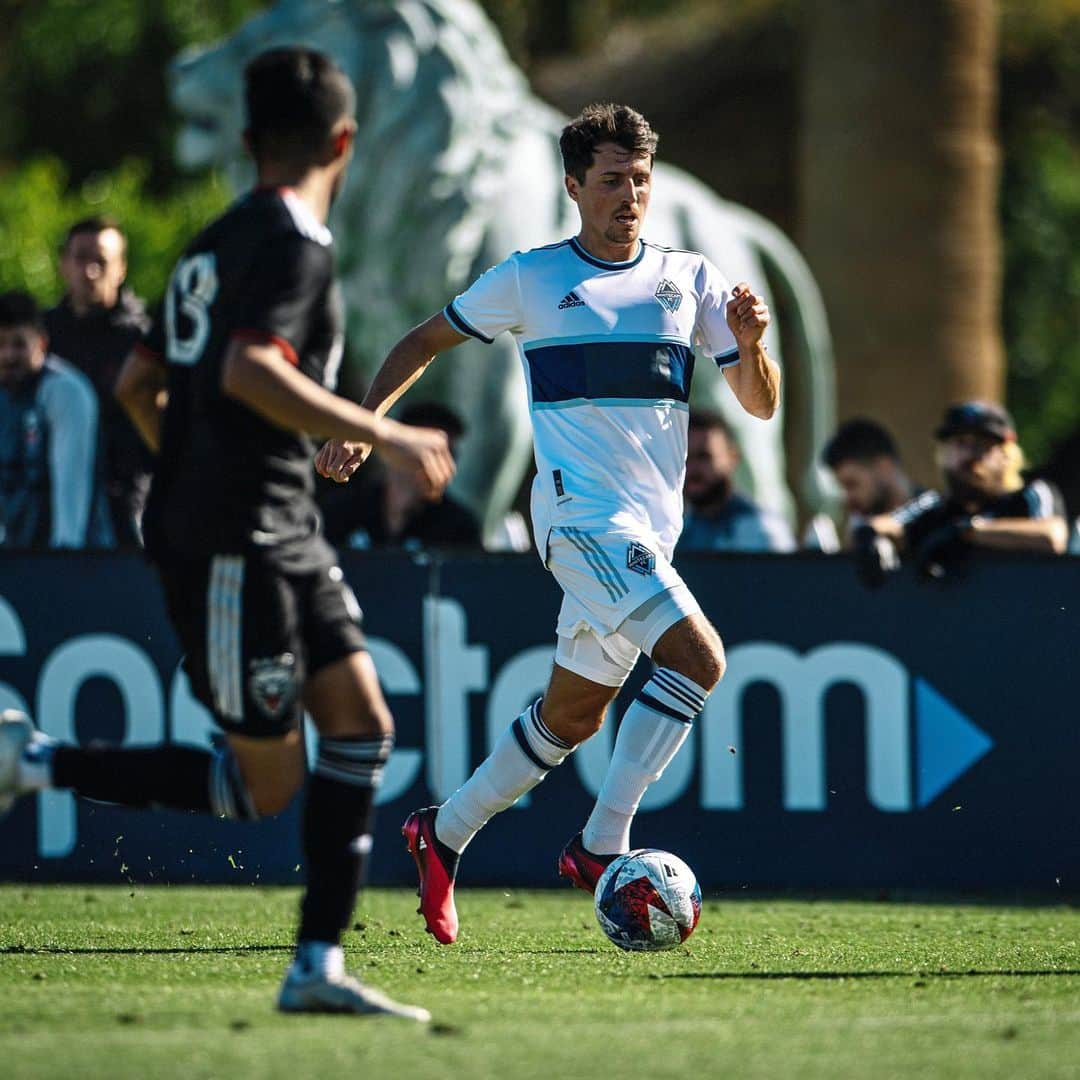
[158,552,366,737]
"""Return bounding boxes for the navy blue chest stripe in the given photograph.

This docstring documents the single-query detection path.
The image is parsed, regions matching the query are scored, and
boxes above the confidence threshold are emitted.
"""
[524,340,695,405]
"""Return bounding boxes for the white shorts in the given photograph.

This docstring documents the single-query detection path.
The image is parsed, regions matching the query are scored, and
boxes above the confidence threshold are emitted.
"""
[547,526,702,687]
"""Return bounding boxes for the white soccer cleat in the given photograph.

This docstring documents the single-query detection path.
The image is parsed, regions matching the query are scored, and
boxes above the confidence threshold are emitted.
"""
[277,964,431,1021]
[0,710,34,817]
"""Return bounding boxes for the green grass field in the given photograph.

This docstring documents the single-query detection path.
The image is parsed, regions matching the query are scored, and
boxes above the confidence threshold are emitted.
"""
[1,886,1079,1079]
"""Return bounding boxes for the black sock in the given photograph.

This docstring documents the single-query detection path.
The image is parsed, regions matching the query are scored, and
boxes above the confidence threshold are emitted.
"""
[51,743,253,818]
[431,818,461,880]
[298,734,393,945]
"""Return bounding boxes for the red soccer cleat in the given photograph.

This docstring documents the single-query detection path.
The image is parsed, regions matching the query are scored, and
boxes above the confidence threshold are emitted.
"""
[557,833,617,894]
[402,807,459,944]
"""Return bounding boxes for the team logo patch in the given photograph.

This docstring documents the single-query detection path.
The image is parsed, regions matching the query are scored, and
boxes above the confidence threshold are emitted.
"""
[248,652,297,720]
[652,278,678,313]
[626,542,657,577]
[654,279,683,314]
[558,290,586,310]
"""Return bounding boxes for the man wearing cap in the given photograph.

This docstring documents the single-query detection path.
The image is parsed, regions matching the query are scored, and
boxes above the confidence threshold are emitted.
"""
[857,401,1068,581]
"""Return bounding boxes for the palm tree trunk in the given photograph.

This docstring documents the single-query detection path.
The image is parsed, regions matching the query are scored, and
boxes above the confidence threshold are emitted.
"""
[800,0,1002,485]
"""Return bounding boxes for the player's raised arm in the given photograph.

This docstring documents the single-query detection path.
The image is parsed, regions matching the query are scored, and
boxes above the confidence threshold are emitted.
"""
[316,311,468,483]
[722,283,781,420]
[224,337,455,498]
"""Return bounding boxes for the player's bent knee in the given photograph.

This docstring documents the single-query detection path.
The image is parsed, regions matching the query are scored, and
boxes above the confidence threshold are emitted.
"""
[540,702,607,746]
[307,651,394,739]
[653,623,727,691]
[702,645,727,689]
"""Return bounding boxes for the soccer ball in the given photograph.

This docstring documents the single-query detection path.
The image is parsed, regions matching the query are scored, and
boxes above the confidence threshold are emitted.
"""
[594,849,701,952]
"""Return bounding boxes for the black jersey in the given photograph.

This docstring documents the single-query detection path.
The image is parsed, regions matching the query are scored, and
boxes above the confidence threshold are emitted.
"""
[140,188,345,570]
[891,479,1066,551]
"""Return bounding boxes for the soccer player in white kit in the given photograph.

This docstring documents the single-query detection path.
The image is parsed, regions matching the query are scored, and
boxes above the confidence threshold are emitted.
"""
[316,104,780,943]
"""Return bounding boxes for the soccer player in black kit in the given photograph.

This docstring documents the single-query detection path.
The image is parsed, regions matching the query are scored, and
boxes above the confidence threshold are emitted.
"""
[0,48,454,1019]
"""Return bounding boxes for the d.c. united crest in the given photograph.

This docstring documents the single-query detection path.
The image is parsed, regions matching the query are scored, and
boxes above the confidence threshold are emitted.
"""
[248,653,298,720]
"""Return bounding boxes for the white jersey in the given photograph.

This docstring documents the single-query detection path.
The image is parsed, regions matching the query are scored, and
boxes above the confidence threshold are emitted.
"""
[446,237,739,556]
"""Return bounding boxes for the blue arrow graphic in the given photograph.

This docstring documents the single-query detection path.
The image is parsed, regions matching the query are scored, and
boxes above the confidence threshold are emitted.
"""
[915,677,994,808]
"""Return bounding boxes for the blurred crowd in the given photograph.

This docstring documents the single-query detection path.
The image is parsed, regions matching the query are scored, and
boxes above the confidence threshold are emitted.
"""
[0,215,1074,576]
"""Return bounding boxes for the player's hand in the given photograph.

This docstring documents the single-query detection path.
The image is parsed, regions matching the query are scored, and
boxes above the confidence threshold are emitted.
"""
[852,524,900,589]
[315,439,371,483]
[375,420,456,500]
[726,283,770,349]
[912,516,973,580]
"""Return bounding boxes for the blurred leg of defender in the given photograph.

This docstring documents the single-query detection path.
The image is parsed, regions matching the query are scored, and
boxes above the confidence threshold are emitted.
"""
[0,556,428,1021]
[278,646,425,1019]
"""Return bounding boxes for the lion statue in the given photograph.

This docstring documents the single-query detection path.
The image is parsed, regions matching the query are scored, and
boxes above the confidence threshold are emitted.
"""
[170,0,835,540]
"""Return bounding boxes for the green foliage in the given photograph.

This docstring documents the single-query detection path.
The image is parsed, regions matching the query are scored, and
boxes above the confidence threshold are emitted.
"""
[0,157,232,306]
[1002,127,1080,463]
[0,0,264,192]
[998,3,1080,462]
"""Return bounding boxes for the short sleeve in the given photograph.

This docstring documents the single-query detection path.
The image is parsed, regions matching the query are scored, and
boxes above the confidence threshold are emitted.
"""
[890,490,945,539]
[444,256,523,344]
[1019,479,1066,520]
[232,235,332,365]
[693,257,739,367]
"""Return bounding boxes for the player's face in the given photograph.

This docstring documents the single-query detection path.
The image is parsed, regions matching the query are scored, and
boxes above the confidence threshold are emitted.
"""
[567,143,652,252]
[0,325,47,391]
[833,459,893,516]
[940,433,1009,496]
[60,229,127,313]
[684,427,737,507]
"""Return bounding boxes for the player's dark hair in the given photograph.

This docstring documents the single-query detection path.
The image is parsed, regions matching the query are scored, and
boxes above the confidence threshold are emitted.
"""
[61,215,126,255]
[399,401,466,440]
[244,47,355,165]
[560,103,659,183]
[0,290,44,332]
[823,418,900,468]
[688,408,736,446]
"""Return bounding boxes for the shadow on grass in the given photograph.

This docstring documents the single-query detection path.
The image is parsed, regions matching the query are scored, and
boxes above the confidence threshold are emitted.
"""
[4,943,608,957]
[1,944,293,955]
[702,891,1080,909]
[666,969,1080,980]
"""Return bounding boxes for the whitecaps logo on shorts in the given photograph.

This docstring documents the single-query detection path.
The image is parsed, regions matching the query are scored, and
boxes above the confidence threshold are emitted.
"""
[626,542,657,577]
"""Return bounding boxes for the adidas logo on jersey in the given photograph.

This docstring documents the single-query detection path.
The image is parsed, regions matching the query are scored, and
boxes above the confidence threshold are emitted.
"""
[557,291,586,310]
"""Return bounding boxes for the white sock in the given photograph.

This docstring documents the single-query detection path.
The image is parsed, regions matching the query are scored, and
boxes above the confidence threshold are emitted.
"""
[16,735,56,792]
[583,668,708,855]
[435,699,572,854]
[295,940,344,979]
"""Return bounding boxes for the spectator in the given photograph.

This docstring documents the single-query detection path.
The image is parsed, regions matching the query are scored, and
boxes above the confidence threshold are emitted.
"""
[321,402,481,549]
[823,417,916,524]
[858,401,1069,584]
[0,291,112,548]
[1038,428,1080,554]
[44,216,152,546]
[679,409,795,553]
